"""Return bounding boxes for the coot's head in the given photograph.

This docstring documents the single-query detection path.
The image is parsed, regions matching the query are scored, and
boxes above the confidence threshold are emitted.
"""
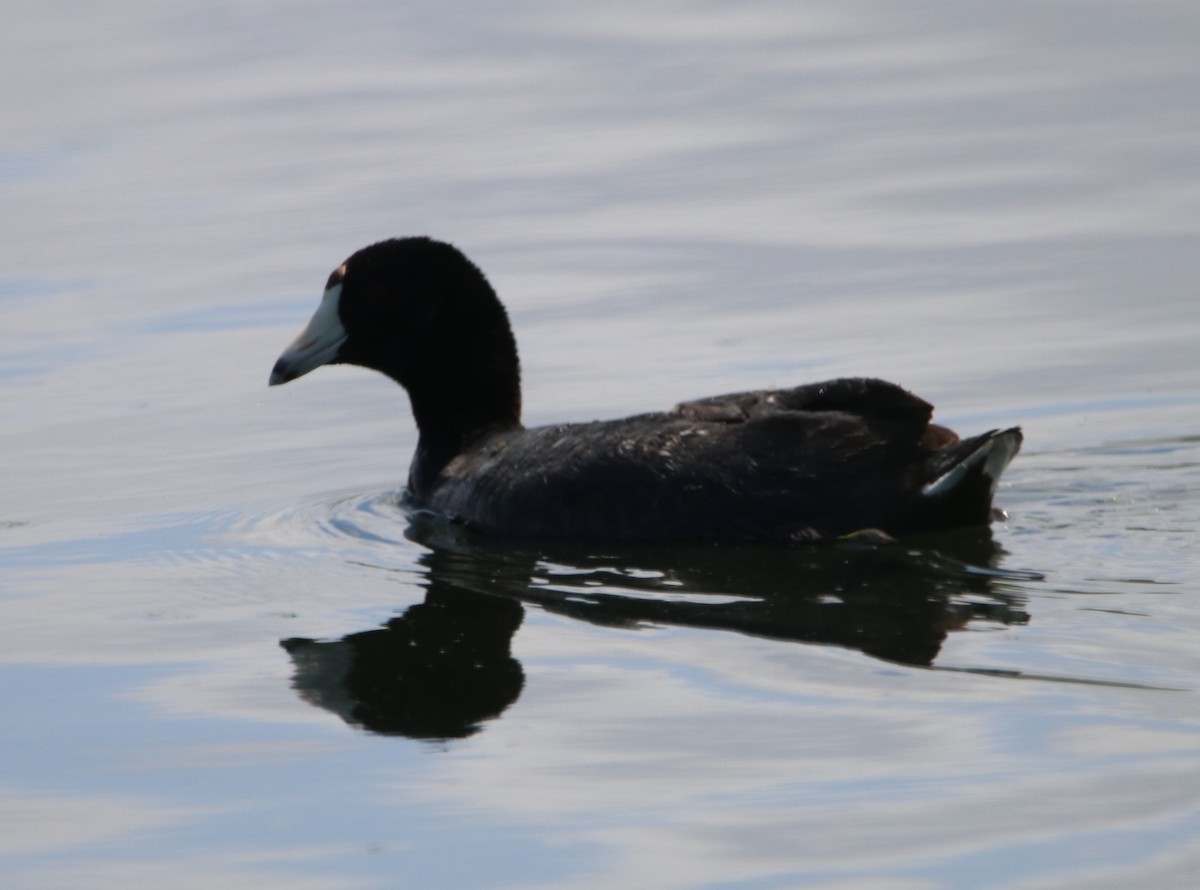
[270,237,513,389]
[270,237,522,446]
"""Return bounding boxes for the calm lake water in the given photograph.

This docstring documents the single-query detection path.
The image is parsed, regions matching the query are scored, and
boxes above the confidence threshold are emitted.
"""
[3,2,1199,888]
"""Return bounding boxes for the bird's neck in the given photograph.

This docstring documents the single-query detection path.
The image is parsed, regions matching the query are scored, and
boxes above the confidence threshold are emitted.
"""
[403,342,522,496]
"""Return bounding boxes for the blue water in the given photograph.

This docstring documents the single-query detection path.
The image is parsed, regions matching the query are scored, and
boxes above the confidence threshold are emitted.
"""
[3,2,1199,888]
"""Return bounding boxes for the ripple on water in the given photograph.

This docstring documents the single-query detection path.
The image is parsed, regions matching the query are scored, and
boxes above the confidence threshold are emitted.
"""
[1005,433,1199,593]
[232,486,412,553]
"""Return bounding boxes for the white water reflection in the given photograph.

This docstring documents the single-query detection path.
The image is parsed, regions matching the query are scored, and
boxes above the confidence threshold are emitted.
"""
[0,789,197,857]
[393,623,1200,887]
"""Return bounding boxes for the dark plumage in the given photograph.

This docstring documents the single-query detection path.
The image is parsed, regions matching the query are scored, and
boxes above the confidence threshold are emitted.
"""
[270,237,1021,542]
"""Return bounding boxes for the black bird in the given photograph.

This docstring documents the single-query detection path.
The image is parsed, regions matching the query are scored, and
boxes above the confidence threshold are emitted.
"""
[270,237,1021,542]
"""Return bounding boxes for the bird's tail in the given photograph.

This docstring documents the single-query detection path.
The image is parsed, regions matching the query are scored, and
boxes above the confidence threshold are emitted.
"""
[913,427,1023,529]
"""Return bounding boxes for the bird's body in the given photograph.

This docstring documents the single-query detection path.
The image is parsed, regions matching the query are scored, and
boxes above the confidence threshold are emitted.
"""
[270,237,1021,543]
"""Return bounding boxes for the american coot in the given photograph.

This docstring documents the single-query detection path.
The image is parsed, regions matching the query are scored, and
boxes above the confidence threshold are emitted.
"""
[270,237,1022,542]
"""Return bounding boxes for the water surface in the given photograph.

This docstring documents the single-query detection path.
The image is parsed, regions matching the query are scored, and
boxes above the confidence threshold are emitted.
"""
[3,2,1199,888]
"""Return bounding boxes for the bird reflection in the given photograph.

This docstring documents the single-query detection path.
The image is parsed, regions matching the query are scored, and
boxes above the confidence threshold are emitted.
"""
[282,516,1032,739]
[283,585,523,739]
